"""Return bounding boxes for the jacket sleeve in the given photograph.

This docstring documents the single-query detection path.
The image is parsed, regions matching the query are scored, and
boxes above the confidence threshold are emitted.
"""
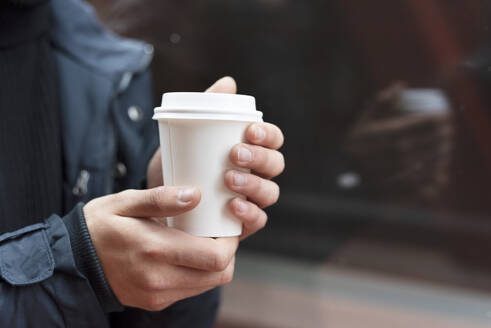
[63,203,123,313]
[0,211,112,328]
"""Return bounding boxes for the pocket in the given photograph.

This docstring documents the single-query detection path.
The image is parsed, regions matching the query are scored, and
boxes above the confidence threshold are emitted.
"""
[0,223,55,286]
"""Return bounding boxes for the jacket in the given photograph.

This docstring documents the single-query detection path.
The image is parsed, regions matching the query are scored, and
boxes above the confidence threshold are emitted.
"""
[0,0,219,327]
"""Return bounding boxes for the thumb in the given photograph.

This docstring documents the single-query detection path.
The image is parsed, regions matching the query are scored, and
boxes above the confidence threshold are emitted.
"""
[112,186,201,218]
[205,76,237,94]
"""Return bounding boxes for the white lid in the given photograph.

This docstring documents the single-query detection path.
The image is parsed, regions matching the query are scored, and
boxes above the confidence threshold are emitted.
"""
[153,92,263,122]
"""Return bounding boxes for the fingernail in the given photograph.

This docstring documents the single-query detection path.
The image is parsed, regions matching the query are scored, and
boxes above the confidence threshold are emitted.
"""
[235,199,248,214]
[252,124,266,141]
[232,171,246,187]
[178,188,195,204]
[237,147,252,163]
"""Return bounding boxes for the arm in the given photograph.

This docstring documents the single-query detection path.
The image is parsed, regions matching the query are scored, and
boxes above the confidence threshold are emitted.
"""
[138,77,284,328]
[0,185,239,328]
[0,77,284,328]
[0,212,109,327]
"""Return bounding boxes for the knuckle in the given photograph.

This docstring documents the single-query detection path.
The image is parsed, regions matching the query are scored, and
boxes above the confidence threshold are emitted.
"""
[141,273,167,292]
[164,247,183,266]
[218,268,234,286]
[250,211,267,233]
[212,249,230,271]
[258,212,268,230]
[141,244,163,261]
[251,176,263,194]
[148,189,168,211]
[268,152,284,178]
[256,148,268,168]
[113,189,130,203]
[259,181,279,207]
[112,189,137,213]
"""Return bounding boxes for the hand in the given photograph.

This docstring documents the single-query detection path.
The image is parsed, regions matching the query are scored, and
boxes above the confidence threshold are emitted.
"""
[83,186,238,311]
[207,78,285,240]
[146,76,285,240]
[225,122,284,240]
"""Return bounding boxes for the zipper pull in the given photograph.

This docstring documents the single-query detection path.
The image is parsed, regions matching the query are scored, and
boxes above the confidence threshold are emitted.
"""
[72,170,90,197]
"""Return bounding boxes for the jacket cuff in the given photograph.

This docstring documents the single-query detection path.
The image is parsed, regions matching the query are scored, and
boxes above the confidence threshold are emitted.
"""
[63,203,123,313]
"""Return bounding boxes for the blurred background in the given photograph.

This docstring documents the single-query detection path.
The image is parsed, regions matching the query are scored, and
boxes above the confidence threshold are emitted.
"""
[89,1,491,327]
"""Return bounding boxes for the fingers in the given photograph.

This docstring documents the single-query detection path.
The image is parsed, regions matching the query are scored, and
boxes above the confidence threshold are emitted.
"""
[134,258,235,311]
[166,234,239,272]
[140,256,236,292]
[174,256,235,288]
[110,186,201,218]
[229,143,285,178]
[245,122,284,150]
[121,253,234,311]
[143,228,239,272]
[224,170,279,208]
[205,76,237,94]
[229,198,268,240]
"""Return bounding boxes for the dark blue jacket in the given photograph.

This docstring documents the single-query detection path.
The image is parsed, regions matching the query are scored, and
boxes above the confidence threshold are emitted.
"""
[0,0,219,327]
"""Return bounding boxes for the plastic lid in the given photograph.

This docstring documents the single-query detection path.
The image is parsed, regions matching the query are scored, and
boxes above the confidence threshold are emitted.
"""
[153,92,263,122]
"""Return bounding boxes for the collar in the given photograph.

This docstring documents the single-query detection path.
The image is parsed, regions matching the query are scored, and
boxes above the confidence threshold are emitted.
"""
[50,0,153,91]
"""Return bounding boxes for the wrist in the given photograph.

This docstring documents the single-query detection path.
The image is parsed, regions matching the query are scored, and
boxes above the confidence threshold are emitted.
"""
[63,203,123,313]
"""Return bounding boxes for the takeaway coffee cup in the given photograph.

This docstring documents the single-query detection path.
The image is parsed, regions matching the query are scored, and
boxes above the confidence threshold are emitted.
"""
[153,92,263,237]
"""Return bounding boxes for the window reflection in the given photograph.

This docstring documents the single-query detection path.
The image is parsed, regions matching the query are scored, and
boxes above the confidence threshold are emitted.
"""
[90,0,491,326]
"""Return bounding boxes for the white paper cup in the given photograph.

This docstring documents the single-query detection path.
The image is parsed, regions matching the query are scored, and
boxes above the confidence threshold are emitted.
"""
[153,92,263,237]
